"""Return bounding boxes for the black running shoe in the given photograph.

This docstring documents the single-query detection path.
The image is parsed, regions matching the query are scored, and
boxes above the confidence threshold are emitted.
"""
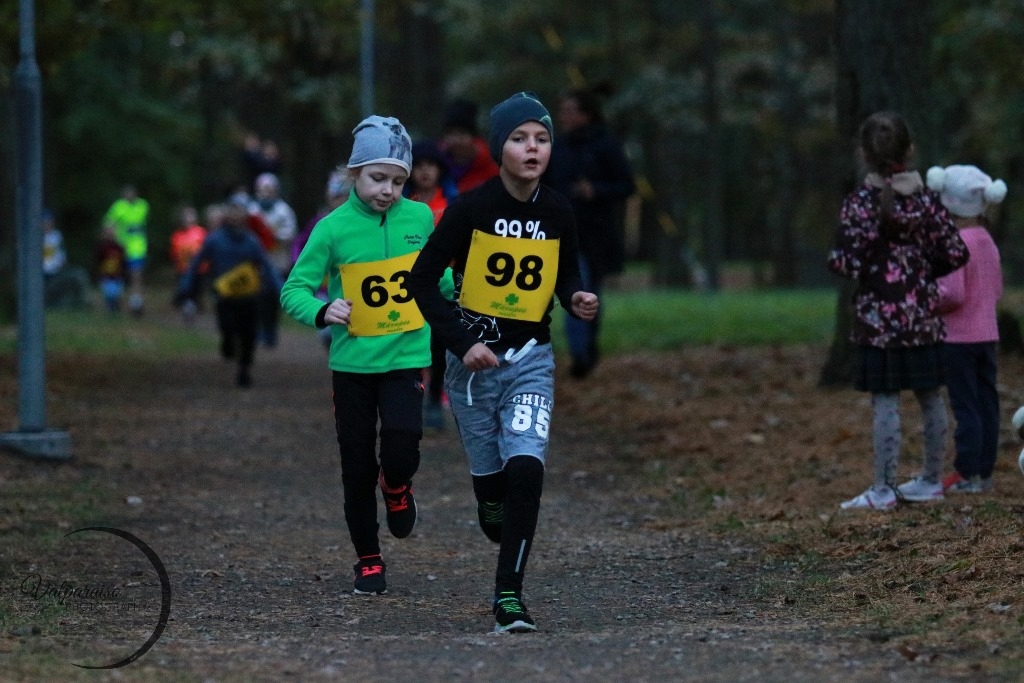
[352,555,387,595]
[379,473,417,538]
[493,591,536,633]
[477,501,503,543]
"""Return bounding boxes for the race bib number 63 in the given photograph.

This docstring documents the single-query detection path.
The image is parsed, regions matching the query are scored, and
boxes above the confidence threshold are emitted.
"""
[460,231,559,322]
[339,251,425,337]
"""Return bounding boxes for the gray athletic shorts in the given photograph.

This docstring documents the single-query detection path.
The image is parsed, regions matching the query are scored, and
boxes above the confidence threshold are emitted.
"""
[445,342,554,476]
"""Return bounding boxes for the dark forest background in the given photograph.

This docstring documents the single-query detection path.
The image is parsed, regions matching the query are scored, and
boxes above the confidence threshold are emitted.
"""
[2,1,1022,315]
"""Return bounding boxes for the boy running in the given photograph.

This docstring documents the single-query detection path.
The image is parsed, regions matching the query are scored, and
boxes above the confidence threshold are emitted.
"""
[408,92,598,632]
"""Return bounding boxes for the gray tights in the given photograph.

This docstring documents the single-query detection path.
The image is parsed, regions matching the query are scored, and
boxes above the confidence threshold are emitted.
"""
[872,389,946,490]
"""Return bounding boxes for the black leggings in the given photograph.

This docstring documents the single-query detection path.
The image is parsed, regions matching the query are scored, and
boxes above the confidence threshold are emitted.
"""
[215,297,258,369]
[475,455,545,596]
[332,369,424,557]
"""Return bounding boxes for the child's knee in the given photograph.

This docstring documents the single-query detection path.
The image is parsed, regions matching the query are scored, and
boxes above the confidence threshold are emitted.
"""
[472,471,506,503]
[504,455,544,496]
[379,429,420,485]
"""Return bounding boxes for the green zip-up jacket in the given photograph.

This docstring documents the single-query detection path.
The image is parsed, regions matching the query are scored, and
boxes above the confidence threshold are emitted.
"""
[281,191,436,373]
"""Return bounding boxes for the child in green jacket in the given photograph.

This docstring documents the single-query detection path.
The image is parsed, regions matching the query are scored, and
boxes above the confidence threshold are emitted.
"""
[281,116,434,596]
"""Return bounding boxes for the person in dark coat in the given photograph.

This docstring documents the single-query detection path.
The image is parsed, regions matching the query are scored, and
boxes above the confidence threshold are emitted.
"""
[544,88,635,378]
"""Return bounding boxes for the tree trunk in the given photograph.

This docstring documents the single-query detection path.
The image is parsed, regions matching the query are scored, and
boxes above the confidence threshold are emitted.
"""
[818,0,933,386]
[769,10,800,287]
[700,3,723,291]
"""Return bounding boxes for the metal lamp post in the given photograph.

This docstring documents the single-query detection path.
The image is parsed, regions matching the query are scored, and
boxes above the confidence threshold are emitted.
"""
[0,0,72,460]
[360,0,374,117]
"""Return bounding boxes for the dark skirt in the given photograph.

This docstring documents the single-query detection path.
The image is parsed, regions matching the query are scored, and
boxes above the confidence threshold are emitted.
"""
[853,344,945,393]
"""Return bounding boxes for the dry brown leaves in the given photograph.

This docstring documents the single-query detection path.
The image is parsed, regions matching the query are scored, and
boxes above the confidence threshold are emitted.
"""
[555,344,1024,668]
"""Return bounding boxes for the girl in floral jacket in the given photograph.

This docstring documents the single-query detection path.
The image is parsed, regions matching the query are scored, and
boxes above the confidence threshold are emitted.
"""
[827,111,969,510]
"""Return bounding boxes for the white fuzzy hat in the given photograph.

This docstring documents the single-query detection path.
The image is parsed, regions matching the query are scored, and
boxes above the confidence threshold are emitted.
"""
[926,164,1007,218]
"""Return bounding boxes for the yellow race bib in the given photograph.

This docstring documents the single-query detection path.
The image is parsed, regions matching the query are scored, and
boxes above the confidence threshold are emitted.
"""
[460,231,559,322]
[340,251,425,337]
[213,262,261,298]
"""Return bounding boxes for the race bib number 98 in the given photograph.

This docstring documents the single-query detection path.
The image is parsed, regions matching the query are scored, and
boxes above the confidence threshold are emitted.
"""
[340,251,425,337]
[460,231,559,322]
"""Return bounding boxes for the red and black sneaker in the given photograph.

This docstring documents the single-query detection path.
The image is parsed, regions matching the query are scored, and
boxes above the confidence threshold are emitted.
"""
[379,473,417,539]
[353,555,387,595]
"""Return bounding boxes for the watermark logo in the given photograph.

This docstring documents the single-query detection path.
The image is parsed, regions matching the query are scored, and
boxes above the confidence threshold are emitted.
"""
[16,526,171,669]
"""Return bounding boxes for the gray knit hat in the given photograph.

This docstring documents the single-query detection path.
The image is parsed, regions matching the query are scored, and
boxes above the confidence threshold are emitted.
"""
[346,115,413,173]
[488,92,554,164]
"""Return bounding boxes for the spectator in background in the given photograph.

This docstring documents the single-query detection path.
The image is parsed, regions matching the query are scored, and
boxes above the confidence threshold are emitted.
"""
[405,140,458,224]
[292,169,352,350]
[103,184,150,317]
[405,140,459,431]
[926,164,1008,494]
[249,172,297,347]
[544,87,636,378]
[94,222,127,313]
[204,202,227,235]
[170,205,211,321]
[827,111,969,511]
[42,208,90,309]
[224,183,276,251]
[170,205,209,275]
[250,172,298,275]
[293,169,351,263]
[438,98,500,194]
[240,133,284,192]
[431,101,501,430]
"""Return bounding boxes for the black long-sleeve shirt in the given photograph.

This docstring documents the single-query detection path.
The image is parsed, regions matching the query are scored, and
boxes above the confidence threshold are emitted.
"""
[408,176,584,359]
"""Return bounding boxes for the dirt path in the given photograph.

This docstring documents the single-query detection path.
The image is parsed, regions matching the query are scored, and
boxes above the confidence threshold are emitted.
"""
[1,317,997,681]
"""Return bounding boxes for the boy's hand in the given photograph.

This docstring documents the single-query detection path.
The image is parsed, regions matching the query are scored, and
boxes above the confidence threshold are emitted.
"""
[462,343,499,372]
[571,291,599,321]
[323,298,353,325]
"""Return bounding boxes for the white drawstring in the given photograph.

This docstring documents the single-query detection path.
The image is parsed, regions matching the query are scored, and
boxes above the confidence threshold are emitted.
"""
[466,339,537,407]
[504,338,537,364]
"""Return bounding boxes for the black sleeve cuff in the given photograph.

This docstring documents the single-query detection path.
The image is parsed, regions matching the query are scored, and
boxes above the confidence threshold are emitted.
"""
[315,303,329,328]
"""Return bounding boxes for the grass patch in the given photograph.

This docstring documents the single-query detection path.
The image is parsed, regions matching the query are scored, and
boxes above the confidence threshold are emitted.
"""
[4,285,837,358]
[551,288,836,352]
[0,309,216,356]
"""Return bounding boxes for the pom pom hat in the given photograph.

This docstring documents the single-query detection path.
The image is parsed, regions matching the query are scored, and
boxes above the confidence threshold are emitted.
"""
[926,164,1008,218]
[488,92,554,164]
[346,115,413,173]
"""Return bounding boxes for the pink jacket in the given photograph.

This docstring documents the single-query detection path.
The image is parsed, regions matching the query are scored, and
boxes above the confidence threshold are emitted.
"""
[937,226,1002,343]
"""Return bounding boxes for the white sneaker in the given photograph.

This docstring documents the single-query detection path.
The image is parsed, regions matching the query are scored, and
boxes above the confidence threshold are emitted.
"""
[839,486,897,510]
[896,477,944,502]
